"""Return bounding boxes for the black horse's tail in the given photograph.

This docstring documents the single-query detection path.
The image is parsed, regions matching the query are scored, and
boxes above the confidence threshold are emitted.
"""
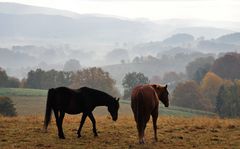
[44,88,55,131]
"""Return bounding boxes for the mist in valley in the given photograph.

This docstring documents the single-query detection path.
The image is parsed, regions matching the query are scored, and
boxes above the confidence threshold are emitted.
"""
[1,0,240,117]
[1,1,240,148]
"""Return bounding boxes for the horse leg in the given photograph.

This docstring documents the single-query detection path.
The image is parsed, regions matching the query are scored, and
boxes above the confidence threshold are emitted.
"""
[77,113,87,138]
[88,112,98,137]
[58,111,65,139]
[54,110,65,139]
[137,122,146,144]
[151,108,158,142]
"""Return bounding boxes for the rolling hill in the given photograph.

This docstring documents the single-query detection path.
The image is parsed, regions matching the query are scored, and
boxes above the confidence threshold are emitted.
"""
[0,2,236,45]
[0,88,215,117]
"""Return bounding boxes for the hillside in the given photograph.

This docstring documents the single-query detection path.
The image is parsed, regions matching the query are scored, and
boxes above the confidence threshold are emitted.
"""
[162,33,194,46]
[0,2,236,45]
[0,116,239,148]
[0,2,79,18]
[216,32,240,45]
[0,88,215,117]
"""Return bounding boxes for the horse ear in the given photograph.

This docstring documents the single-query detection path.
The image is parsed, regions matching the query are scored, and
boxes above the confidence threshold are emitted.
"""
[116,97,120,102]
[165,84,168,88]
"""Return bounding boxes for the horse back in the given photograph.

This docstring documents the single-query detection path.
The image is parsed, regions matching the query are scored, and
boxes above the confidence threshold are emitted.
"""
[51,87,85,114]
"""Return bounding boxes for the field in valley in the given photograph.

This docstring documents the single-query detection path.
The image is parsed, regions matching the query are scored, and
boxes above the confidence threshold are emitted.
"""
[0,88,240,148]
[0,88,215,117]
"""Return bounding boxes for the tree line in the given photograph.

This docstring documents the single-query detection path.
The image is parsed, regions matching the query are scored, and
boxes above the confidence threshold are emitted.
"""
[1,52,240,118]
[0,67,119,97]
[171,52,240,118]
[121,52,240,118]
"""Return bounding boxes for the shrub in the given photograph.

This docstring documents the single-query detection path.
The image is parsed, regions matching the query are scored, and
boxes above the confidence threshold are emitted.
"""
[0,96,17,116]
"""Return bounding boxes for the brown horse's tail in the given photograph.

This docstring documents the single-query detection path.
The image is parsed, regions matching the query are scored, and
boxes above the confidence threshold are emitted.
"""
[134,89,145,125]
[44,88,54,131]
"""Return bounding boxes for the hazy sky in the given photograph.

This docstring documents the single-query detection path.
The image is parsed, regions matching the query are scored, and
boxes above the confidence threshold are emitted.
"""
[0,0,240,22]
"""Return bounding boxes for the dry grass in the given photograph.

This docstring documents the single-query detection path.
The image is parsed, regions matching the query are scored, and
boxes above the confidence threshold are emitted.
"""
[0,115,240,149]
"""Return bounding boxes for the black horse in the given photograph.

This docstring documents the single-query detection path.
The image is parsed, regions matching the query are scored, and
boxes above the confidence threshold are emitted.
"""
[43,86,120,139]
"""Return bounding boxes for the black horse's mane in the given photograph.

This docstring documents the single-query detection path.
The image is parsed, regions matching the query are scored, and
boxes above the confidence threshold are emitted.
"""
[78,86,114,99]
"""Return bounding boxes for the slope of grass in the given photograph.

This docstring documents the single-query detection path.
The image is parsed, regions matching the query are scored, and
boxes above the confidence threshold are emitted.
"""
[0,116,239,149]
[121,100,216,117]
[0,88,47,97]
[1,88,216,117]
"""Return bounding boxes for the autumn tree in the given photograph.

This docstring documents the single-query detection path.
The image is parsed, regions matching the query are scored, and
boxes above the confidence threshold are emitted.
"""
[70,67,120,97]
[200,72,224,109]
[172,80,211,111]
[122,72,149,100]
[211,52,240,80]
[0,96,17,116]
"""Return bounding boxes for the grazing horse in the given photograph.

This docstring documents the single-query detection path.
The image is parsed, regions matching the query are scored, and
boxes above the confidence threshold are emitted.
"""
[43,86,120,139]
[131,84,169,144]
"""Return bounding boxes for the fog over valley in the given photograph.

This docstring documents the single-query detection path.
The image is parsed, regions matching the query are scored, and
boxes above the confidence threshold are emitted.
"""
[1,2,240,147]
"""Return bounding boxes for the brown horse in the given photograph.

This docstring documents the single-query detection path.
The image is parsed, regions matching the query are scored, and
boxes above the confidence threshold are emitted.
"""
[131,84,169,144]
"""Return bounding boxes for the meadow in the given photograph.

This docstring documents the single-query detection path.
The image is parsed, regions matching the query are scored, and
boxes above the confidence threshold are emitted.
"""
[0,88,215,117]
[0,88,240,148]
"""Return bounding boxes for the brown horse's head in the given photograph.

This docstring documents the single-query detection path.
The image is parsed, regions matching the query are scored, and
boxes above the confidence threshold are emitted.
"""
[152,84,169,107]
[108,97,120,121]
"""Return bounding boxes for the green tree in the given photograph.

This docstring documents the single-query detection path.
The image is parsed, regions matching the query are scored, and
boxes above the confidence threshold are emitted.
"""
[25,69,44,89]
[0,68,8,87]
[0,67,20,88]
[25,69,72,89]
[6,77,20,88]
[0,96,17,116]
[122,72,149,100]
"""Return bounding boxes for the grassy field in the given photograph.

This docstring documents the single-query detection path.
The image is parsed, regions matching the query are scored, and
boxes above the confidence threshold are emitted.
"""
[0,88,239,148]
[0,115,240,149]
[0,88,47,97]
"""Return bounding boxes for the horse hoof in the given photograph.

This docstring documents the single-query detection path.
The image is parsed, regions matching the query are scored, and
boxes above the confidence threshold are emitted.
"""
[94,134,98,137]
[77,134,82,138]
[139,140,145,144]
[59,136,65,139]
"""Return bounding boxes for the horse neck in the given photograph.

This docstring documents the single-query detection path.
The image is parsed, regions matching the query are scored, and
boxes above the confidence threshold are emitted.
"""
[157,87,165,99]
[95,96,113,107]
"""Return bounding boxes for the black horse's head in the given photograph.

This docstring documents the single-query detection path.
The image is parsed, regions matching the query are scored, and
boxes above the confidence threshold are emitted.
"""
[108,97,120,121]
[152,84,169,107]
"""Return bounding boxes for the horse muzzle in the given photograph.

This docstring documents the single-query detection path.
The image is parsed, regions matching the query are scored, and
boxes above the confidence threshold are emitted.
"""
[112,117,118,121]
